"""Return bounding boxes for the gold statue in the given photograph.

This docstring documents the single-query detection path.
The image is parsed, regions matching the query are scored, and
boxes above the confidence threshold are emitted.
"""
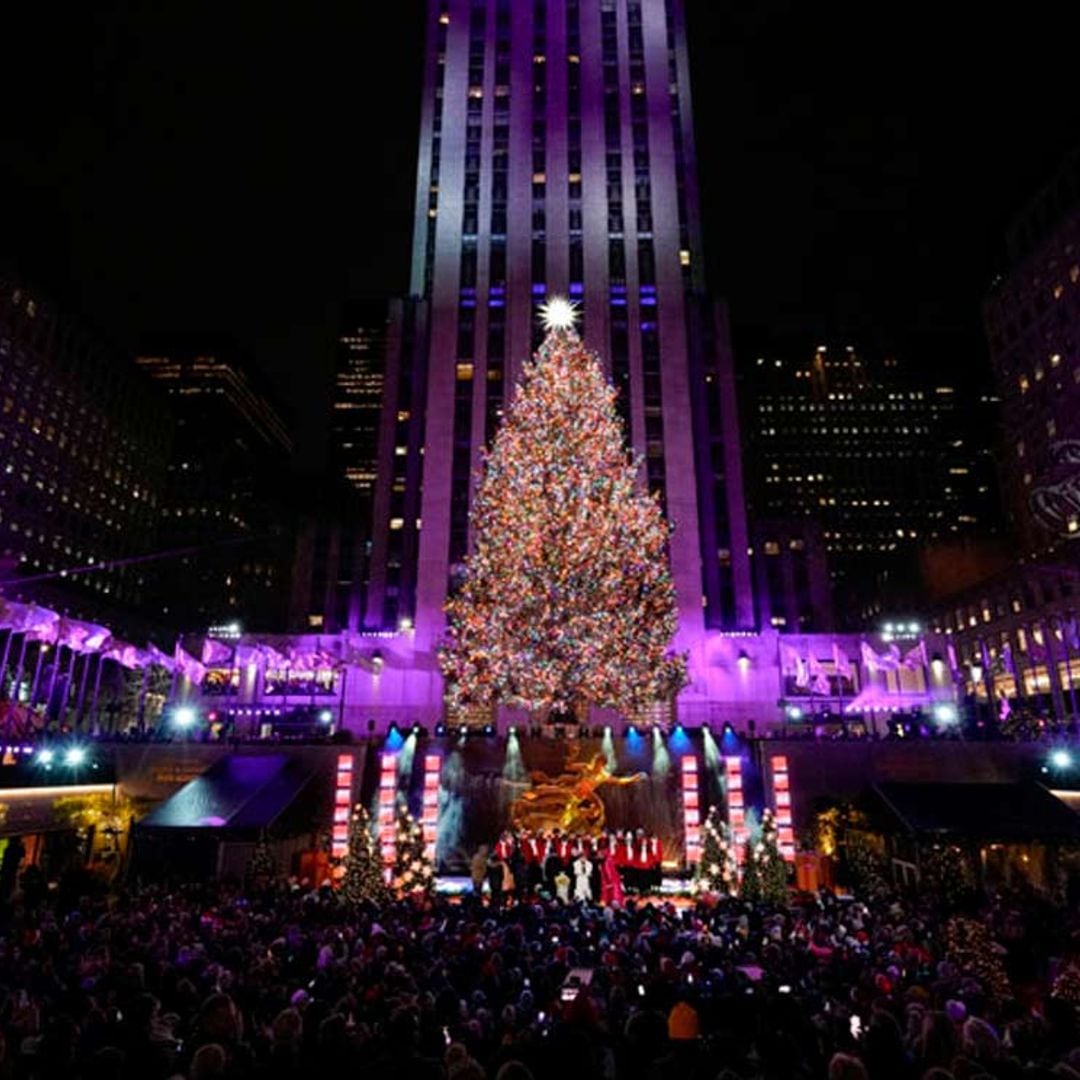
[510,744,645,835]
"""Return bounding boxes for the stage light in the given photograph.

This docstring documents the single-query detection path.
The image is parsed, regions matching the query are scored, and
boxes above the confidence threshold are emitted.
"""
[1050,749,1073,770]
[459,725,467,736]
[64,746,86,767]
[786,705,804,721]
[318,709,334,724]
[435,722,447,736]
[413,722,421,734]
[736,649,751,672]
[172,706,198,730]
[932,703,958,725]
[484,724,495,736]
[36,749,54,766]
[372,650,384,671]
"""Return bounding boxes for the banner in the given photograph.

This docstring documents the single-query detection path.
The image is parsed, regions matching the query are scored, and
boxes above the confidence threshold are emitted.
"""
[174,644,207,686]
[201,638,235,666]
[832,643,853,681]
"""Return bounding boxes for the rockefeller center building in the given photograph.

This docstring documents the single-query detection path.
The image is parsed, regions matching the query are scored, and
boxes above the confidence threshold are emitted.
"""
[363,0,753,648]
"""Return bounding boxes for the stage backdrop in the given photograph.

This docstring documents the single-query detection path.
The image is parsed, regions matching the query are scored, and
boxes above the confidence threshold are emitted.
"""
[387,735,715,873]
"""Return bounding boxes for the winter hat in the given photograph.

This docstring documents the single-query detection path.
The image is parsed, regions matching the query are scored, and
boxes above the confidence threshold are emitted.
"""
[668,1002,700,1041]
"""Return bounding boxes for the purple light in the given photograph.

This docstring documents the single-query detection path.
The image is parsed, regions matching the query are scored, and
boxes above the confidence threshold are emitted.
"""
[531,283,547,295]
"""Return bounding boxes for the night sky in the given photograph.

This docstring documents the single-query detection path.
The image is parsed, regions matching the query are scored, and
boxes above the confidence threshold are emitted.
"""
[2,2,1077,471]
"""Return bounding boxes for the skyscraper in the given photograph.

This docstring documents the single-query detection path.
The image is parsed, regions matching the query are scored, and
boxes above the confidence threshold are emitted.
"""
[744,345,999,624]
[0,274,172,631]
[364,0,752,649]
[135,341,295,631]
[331,302,391,498]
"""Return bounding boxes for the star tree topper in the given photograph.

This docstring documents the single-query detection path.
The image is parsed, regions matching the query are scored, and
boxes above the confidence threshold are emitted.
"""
[538,295,579,333]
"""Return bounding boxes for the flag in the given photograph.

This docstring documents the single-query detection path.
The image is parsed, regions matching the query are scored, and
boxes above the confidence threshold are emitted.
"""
[258,644,287,669]
[21,600,60,639]
[832,643,853,681]
[902,641,928,670]
[946,641,958,674]
[881,643,902,671]
[779,642,802,677]
[860,641,880,671]
[103,641,140,669]
[999,695,1011,721]
[201,638,234,666]
[145,643,176,671]
[174,643,207,686]
[807,654,829,693]
[234,644,262,668]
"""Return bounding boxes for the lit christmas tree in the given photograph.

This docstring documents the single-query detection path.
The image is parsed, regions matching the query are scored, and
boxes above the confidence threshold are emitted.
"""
[341,804,388,905]
[392,804,434,898]
[439,301,687,717]
[694,806,737,896]
[756,808,790,906]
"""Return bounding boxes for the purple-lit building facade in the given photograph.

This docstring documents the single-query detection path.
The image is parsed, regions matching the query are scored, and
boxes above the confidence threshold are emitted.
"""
[363,0,753,651]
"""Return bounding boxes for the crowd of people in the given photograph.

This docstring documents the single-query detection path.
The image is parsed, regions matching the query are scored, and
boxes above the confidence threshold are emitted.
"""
[473,829,663,905]
[4,861,1080,1080]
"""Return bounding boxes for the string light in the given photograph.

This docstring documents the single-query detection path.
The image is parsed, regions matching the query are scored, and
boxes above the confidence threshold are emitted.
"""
[439,326,686,714]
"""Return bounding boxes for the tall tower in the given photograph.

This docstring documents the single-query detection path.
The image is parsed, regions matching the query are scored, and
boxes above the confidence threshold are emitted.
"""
[366,0,753,648]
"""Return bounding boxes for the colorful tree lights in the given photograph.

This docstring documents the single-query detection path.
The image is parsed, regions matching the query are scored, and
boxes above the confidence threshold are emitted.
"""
[439,324,686,716]
[342,804,388,905]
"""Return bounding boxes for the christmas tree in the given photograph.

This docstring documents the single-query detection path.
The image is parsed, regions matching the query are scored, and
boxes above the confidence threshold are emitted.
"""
[945,916,1011,1001]
[392,803,434,898]
[246,833,278,891]
[694,806,738,896]
[341,804,388,905]
[740,810,788,906]
[756,808,789,906]
[739,837,761,902]
[439,301,687,717]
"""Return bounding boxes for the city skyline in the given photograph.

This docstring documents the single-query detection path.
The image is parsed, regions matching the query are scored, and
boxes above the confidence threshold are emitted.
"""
[1,2,1078,470]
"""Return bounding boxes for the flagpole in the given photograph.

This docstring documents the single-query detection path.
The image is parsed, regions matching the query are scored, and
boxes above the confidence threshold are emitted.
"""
[1061,616,1079,722]
[0,629,14,692]
[88,654,106,734]
[74,652,94,732]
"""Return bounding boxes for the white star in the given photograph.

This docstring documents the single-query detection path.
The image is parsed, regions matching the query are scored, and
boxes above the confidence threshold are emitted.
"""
[538,295,579,332]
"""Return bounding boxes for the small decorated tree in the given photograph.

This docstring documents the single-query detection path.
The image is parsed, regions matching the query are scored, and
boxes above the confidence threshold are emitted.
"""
[757,808,789,906]
[945,916,1011,1001]
[392,804,435,898]
[342,804,388,905]
[740,838,762,903]
[694,806,737,896]
[246,833,278,891]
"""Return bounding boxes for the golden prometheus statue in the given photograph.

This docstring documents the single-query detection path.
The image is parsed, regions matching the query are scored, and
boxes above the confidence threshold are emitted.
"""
[510,744,645,835]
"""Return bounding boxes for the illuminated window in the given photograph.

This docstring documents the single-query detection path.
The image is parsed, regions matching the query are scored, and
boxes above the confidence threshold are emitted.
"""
[390,518,404,530]
[456,362,474,380]
[679,249,691,266]
[308,614,324,628]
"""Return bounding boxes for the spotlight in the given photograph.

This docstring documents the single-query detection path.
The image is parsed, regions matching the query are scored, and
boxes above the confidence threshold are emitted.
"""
[64,746,86,767]
[459,725,467,736]
[172,706,198,730]
[36,748,55,766]
[318,709,334,724]
[412,722,421,734]
[786,705,804,721]
[435,722,447,736]
[1050,749,1073,770]
[932,703,959,725]
[736,649,751,672]
[484,724,495,736]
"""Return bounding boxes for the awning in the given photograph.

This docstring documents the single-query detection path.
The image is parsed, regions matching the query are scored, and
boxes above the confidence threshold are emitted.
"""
[137,754,315,832]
